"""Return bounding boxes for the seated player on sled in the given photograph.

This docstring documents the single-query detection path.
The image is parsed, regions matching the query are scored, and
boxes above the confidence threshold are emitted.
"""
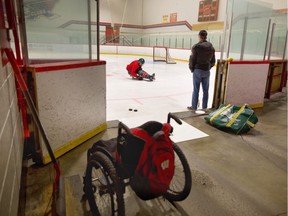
[126,58,155,81]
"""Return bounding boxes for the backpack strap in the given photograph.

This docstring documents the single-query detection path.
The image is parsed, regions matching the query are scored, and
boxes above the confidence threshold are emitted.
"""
[152,131,165,140]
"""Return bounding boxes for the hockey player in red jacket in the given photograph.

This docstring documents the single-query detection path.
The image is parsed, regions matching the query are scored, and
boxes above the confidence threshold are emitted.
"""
[126,58,155,81]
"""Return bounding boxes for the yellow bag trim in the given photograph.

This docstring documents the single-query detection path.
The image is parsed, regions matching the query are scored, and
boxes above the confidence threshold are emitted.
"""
[210,104,232,124]
[246,120,255,127]
[226,105,245,127]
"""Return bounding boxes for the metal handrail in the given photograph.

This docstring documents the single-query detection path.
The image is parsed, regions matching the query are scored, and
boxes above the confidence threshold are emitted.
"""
[101,35,133,46]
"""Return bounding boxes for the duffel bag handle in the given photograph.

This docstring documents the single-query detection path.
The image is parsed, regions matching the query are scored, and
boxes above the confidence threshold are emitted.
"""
[226,105,246,127]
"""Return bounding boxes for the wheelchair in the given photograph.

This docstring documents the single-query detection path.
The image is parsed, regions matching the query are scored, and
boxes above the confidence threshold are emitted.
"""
[83,113,192,216]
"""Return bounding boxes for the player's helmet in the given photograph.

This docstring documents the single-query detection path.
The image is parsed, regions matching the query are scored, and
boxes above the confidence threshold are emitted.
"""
[138,58,145,64]
[199,30,208,37]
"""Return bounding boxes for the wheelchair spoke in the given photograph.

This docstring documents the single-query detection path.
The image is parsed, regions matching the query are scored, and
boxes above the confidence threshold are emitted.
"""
[84,152,125,215]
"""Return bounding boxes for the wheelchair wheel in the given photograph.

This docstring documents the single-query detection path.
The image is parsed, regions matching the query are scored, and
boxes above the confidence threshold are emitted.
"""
[164,142,192,201]
[84,152,125,216]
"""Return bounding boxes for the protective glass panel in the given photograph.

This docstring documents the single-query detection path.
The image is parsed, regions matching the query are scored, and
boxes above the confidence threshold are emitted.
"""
[223,0,287,60]
[243,17,270,60]
[24,0,92,60]
[183,35,191,49]
[141,35,150,47]
[229,19,244,60]
[90,14,99,53]
[163,36,170,47]
[169,35,177,48]
[149,35,157,47]
[269,15,287,60]
[156,36,164,47]
[209,32,221,51]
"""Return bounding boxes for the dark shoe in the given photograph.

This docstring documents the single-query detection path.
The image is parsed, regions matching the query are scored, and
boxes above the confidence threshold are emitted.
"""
[149,73,155,81]
[187,106,196,111]
[136,75,143,80]
[201,108,211,113]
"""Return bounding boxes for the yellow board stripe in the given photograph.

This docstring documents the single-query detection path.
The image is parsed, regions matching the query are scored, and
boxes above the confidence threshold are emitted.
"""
[43,122,107,164]
[210,104,232,124]
[226,105,245,127]
[246,121,255,127]
[249,103,264,108]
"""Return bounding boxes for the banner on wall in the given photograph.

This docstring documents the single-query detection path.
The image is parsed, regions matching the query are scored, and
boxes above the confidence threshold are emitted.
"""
[198,0,220,22]
[105,26,119,43]
[162,15,169,23]
[170,13,177,23]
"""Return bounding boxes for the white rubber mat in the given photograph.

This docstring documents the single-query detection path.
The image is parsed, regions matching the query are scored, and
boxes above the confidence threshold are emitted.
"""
[118,114,208,143]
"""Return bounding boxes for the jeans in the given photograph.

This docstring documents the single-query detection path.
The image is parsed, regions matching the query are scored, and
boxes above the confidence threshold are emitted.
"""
[192,68,210,109]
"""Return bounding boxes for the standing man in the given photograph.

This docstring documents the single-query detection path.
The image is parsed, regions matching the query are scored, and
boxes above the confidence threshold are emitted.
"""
[188,30,215,112]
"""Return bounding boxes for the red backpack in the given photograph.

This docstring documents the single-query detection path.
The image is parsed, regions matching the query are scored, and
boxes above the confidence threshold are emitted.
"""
[129,123,175,200]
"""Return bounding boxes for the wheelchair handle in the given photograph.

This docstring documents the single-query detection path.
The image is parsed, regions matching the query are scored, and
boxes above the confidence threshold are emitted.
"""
[118,122,133,136]
[167,112,182,125]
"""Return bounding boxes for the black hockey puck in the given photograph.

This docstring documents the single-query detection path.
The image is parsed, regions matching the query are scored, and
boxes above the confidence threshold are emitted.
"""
[134,109,138,112]
[129,108,133,111]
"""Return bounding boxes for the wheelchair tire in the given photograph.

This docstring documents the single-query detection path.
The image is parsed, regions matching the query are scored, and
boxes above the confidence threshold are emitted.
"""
[163,142,192,201]
[84,152,125,216]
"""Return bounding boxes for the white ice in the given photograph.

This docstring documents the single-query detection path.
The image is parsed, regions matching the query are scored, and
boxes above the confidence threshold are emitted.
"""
[105,54,216,142]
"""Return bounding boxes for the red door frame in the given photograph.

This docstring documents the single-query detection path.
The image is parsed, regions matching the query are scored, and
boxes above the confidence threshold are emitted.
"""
[0,0,29,138]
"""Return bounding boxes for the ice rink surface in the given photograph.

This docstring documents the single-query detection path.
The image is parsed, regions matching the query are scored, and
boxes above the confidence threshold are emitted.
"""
[104,54,217,142]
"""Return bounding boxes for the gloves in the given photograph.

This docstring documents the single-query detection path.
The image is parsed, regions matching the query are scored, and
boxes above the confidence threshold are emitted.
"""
[189,65,194,73]
[189,55,194,73]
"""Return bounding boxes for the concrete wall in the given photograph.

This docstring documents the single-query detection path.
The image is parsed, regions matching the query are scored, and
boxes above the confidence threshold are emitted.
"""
[142,0,227,26]
[98,0,226,33]
[98,0,286,34]
[98,0,271,29]
[0,54,24,215]
[99,0,143,25]
[258,0,286,9]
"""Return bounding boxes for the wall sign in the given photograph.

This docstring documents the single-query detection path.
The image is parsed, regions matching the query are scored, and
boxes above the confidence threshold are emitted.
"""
[198,0,220,22]
[170,13,177,23]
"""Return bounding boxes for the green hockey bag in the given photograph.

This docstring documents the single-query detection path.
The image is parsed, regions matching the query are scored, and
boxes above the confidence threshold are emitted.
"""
[204,104,258,134]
